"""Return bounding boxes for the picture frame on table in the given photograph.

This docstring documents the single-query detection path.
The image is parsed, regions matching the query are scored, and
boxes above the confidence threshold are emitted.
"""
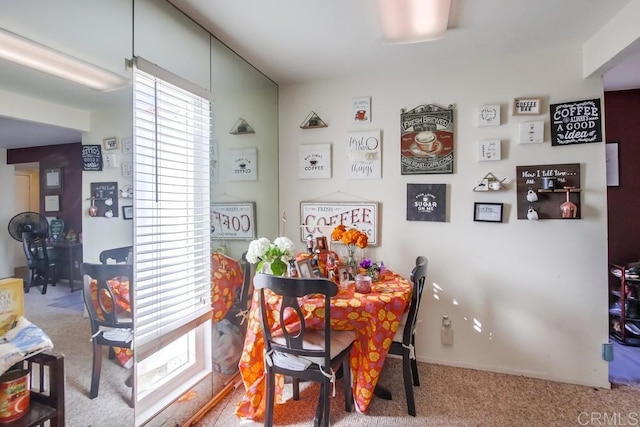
[295,259,315,279]
[316,236,328,252]
[122,205,133,220]
[103,137,119,151]
[473,202,503,223]
[337,265,356,285]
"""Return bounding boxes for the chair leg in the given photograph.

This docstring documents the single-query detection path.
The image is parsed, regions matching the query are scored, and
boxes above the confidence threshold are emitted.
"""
[24,270,33,293]
[89,342,103,399]
[343,358,352,413]
[41,267,49,294]
[314,382,327,427]
[292,377,300,400]
[402,350,416,416]
[264,370,275,427]
[410,336,420,386]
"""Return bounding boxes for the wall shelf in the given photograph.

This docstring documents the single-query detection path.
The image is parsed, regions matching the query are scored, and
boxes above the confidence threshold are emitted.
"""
[300,111,327,129]
[473,172,507,192]
[229,118,255,135]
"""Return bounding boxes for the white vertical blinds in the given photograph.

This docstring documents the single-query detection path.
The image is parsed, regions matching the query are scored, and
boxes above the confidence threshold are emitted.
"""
[132,61,212,358]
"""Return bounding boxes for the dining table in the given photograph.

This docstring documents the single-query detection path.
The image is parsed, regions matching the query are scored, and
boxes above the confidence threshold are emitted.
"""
[235,266,413,421]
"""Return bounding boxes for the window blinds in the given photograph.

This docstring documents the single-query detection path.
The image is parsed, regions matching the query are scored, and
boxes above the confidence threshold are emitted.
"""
[132,59,212,359]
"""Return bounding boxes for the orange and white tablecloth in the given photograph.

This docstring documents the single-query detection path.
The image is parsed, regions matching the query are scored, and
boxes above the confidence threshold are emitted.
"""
[235,269,412,421]
[90,278,132,366]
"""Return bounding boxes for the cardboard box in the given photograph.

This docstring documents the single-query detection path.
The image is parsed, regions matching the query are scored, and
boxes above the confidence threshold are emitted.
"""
[0,278,24,337]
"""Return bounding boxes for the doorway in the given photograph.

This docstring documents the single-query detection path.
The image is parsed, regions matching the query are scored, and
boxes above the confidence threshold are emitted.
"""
[11,162,39,278]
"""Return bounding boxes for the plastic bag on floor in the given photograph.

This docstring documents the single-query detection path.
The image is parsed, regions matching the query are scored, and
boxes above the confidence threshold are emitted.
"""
[211,318,243,375]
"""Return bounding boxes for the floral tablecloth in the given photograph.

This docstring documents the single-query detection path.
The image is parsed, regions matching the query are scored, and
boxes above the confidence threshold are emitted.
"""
[90,278,132,367]
[235,269,412,421]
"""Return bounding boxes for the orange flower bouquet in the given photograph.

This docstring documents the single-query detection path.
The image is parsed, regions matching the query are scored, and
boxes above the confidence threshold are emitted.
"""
[331,224,368,267]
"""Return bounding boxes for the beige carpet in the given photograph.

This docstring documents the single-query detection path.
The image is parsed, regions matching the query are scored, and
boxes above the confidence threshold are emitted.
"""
[196,360,640,426]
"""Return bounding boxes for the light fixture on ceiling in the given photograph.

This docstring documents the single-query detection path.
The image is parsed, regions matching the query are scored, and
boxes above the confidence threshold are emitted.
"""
[0,27,129,91]
[377,0,451,44]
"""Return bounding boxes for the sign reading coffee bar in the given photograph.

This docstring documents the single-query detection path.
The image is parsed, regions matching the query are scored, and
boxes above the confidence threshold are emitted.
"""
[550,98,602,146]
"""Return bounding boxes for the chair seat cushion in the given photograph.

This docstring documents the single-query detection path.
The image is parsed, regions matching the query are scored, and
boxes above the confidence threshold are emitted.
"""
[393,310,409,342]
[273,329,356,368]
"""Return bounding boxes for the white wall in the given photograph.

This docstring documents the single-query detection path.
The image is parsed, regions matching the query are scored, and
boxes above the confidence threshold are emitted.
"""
[0,150,16,278]
[278,46,610,388]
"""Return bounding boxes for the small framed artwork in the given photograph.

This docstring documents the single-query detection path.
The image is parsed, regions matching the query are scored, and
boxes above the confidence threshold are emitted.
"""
[44,195,60,212]
[121,137,133,154]
[295,259,314,278]
[352,96,371,123]
[513,98,541,115]
[606,142,620,187]
[478,139,501,161]
[518,121,544,144]
[103,137,119,151]
[316,236,328,252]
[474,202,504,223]
[122,205,133,220]
[44,168,62,190]
[478,104,500,126]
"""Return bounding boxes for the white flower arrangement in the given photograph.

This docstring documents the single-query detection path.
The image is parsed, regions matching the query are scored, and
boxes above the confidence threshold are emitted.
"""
[247,236,296,276]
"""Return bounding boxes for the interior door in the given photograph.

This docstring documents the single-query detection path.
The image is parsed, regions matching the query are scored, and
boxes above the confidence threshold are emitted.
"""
[12,168,39,271]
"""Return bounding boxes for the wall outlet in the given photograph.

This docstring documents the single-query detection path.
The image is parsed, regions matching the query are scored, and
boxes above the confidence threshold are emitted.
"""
[441,315,453,345]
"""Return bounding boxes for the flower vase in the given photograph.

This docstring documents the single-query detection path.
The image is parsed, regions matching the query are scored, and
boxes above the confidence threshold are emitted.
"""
[346,246,358,270]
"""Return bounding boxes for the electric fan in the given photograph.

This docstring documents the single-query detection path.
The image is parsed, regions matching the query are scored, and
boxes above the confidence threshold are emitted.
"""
[7,211,50,242]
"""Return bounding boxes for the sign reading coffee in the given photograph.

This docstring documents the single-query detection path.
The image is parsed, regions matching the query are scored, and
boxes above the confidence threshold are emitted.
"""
[550,98,602,146]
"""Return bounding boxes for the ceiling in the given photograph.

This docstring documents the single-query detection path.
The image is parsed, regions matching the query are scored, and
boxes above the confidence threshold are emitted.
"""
[1,0,638,150]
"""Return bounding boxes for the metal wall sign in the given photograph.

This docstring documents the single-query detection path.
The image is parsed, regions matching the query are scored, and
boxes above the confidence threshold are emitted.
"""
[300,202,379,246]
[400,103,454,174]
[550,98,602,146]
[211,202,256,240]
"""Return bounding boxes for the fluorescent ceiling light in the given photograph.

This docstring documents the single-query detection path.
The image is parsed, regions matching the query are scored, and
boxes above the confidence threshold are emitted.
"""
[0,28,129,91]
[377,0,451,44]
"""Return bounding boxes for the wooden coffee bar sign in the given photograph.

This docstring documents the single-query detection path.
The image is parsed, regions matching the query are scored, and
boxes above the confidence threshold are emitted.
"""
[550,98,602,146]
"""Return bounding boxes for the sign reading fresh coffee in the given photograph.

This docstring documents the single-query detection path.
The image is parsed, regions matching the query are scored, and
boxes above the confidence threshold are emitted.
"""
[210,202,256,240]
[300,202,379,245]
[550,98,602,146]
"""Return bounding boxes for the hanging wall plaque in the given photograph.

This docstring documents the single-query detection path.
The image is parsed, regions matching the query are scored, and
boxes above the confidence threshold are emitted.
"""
[406,183,447,222]
[550,98,602,146]
[82,145,103,171]
[400,104,454,174]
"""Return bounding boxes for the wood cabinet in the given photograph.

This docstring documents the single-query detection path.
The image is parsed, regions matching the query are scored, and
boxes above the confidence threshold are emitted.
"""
[6,351,64,427]
[609,264,640,346]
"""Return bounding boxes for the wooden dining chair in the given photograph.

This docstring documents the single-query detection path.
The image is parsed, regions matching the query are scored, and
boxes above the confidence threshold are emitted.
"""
[254,274,355,427]
[99,246,133,264]
[22,232,58,294]
[388,255,428,416]
[81,262,133,404]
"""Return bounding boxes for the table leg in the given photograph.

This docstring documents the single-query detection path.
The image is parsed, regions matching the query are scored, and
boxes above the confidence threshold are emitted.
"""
[374,384,392,400]
[68,248,75,292]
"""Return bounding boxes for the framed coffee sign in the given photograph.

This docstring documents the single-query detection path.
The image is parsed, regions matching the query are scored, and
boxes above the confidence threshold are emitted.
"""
[211,202,256,240]
[550,98,602,146]
[406,183,446,222]
[400,103,454,175]
[300,202,379,246]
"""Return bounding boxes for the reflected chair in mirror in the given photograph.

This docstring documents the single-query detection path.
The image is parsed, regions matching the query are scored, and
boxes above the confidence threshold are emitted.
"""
[99,246,133,264]
[23,232,58,294]
[388,255,428,416]
[81,262,133,404]
[254,274,355,427]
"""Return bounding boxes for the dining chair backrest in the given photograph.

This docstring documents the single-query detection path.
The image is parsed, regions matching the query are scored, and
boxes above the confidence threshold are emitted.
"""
[253,274,339,369]
[238,251,254,312]
[81,263,133,333]
[22,232,51,267]
[400,256,428,344]
[99,246,133,264]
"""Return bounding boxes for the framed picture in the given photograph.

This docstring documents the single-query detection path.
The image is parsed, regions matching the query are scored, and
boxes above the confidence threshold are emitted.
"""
[44,168,62,190]
[121,137,133,154]
[513,98,541,115]
[478,104,500,126]
[210,202,257,240]
[606,142,620,187]
[300,202,379,245]
[122,205,133,220]
[474,202,503,223]
[44,195,60,212]
[103,137,118,151]
[316,236,328,252]
[295,259,315,278]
